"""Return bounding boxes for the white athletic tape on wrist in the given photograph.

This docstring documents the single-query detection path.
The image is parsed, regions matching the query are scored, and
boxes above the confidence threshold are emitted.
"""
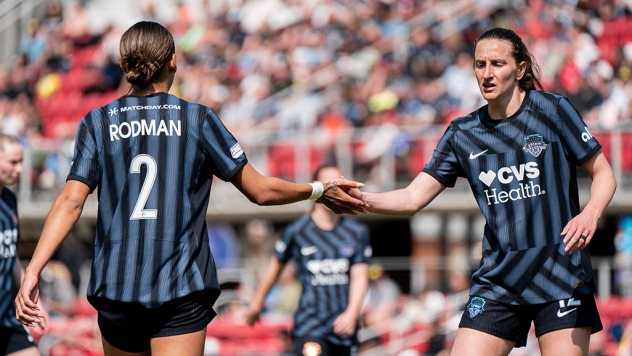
[308,182,324,200]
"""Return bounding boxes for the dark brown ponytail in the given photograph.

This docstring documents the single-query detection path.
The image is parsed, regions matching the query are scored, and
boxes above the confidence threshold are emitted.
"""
[475,28,544,91]
[119,21,175,86]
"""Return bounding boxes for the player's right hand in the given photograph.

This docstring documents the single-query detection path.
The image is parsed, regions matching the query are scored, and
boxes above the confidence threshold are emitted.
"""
[318,178,368,215]
[15,273,44,327]
[244,306,261,326]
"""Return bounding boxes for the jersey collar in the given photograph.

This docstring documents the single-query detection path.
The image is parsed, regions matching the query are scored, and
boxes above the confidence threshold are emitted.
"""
[480,90,531,129]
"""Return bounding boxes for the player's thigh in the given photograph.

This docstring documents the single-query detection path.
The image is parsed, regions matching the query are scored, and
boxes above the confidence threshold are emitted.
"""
[149,327,207,356]
[450,328,514,356]
[102,336,151,356]
[537,327,591,356]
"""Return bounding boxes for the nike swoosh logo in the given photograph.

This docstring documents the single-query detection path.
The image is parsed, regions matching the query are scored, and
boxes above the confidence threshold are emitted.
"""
[557,308,577,317]
[301,246,319,256]
[469,150,488,159]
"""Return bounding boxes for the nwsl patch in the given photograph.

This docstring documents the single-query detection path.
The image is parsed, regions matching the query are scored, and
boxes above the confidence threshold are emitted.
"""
[467,297,486,318]
[523,134,547,157]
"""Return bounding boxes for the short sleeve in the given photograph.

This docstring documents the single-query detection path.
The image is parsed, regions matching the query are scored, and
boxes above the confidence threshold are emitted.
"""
[556,97,601,166]
[275,227,294,263]
[422,123,464,188]
[67,118,100,193]
[350,224,371,265]
[201,108,248,181]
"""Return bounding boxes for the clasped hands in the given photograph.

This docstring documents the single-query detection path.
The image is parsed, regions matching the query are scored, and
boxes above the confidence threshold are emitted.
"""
[315,176,367,215]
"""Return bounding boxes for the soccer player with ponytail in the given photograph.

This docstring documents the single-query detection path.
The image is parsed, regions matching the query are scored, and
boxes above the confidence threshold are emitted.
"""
[15,21,367,356]
[348,28,616,356]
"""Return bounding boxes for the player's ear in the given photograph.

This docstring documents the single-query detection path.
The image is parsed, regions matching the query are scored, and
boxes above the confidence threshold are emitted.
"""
[169,53,177,73]
[517,60,526,80]
[120,62,127,73]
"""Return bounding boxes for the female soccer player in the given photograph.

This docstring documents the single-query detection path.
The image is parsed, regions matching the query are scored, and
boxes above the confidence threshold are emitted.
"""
[0,134,48,356]
[245,165,371,356]
[347,28,616,356]
[14,22,367,356]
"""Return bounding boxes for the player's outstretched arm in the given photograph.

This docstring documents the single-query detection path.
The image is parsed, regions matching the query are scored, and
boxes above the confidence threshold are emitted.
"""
[230,163,368,215]
[353,172,446,216]
[244,256,285,326]
[16,180,90,326]
[562,149,616,255]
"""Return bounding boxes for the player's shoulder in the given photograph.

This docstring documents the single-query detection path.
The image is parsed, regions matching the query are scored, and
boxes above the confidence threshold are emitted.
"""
[448,108,485,132]
[526,90,565,114]
[0,188,17,206]
[340,218,368,236]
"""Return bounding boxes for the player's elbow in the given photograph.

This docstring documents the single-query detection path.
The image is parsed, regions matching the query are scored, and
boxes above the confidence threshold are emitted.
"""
[247,191,275,206]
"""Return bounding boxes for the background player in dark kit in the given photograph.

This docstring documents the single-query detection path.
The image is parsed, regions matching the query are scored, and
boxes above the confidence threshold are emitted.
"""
[14,22,367,356]
[0,134,49,356]
[345,28,616,356]
[245,165,370,356]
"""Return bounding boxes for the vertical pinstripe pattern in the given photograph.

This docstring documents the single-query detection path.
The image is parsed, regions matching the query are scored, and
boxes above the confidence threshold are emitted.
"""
[423,90,601,305]
[0,189,21,328]
[275,216,371,347]
[68,93,247,308]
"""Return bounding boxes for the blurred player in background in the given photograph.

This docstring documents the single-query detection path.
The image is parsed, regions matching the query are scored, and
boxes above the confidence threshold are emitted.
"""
[346,28,617,356]
[0,134,49,356]
[15,21,367,356]
[245,165,371,356]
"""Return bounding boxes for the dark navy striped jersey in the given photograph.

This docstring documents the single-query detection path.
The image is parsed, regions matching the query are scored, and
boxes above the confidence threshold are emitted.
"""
[67,92,247,308]
[275,215,371,347]
[423,90,601,305]
[0,188,21,328]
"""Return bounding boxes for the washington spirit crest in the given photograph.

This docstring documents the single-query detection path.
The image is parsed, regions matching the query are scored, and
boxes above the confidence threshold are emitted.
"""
[523,134,547,157]
[467,297,486,318]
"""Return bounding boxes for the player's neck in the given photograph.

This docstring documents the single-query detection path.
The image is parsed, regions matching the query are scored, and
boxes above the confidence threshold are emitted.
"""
[130,82,170,97]
[311,206,340,231]
[0,184,4,194]
[487,86,525,121]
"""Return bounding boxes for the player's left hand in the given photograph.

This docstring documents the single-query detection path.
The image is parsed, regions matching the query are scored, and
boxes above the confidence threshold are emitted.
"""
[29,299,50,338]
[561,207,600,255]
[333,311,358,337]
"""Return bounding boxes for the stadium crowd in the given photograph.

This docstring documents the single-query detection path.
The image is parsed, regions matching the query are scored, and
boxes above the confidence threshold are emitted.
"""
[1,0,632,143]
[3,0,632,355]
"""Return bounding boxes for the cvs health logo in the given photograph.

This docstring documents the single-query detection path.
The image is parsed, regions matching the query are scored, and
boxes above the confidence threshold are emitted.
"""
[479,162,545,205]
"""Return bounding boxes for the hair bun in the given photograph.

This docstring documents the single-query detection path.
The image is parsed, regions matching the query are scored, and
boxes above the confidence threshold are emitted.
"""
[121,52,163,86]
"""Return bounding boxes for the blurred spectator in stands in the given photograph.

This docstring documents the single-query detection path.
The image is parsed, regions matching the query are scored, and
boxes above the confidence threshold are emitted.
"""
[263,263,301,316]
[240,219,276,290]
[363,264,401,326]
[207,223,239,269]
[615,215,632,298]
[39,260,75,318]
[19,18,48,64]
[423,321,447,356]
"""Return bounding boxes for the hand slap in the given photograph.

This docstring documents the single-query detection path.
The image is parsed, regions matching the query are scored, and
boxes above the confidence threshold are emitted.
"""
[319,178,368,215]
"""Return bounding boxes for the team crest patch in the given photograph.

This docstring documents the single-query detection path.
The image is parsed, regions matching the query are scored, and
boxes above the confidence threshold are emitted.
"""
[302,342,322,356]
[467,297,486,318]
[340,242,355,257]
[522,134,547,157]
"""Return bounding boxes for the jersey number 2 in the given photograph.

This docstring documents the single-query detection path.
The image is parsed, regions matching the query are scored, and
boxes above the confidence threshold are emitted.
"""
[130,154,157,220]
